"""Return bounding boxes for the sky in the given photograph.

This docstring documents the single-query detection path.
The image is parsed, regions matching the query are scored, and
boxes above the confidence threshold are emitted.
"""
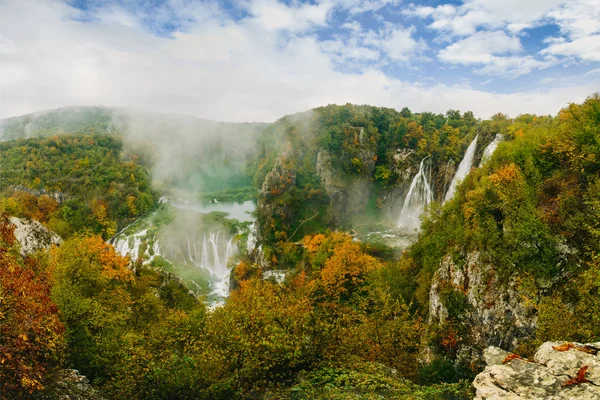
[0,0,599,122]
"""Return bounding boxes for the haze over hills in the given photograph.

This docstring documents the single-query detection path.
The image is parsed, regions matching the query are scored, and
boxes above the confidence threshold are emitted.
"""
[0,105,269,194]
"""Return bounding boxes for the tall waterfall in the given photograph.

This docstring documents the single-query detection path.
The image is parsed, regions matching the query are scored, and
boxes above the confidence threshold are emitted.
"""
[397,157,433,232]
[479,134,503,166]
[444,135,479,203]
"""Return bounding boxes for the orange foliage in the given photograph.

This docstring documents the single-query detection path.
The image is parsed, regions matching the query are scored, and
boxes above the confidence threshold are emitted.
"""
[320,239,382,298]
[488,163,521,187]
[235,260,251,281]
[0,213,65,397]
[502,353,523,364]
[303,233,326,253]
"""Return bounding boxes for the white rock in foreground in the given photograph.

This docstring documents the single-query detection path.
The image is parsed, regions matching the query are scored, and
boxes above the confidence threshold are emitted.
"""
[474,342,600,399]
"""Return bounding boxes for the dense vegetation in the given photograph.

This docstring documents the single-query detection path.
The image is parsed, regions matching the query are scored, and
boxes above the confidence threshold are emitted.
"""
[1,95,599,399]
[248,104,485,266]
[403,95,600,358]
[0,134,156,238]
[0,217,471,399]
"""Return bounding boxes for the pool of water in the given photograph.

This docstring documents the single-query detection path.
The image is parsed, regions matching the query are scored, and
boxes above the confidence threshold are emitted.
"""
[171,200,255,222]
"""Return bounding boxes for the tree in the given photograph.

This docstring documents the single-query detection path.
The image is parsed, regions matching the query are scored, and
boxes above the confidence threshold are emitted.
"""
[0,213,65,398]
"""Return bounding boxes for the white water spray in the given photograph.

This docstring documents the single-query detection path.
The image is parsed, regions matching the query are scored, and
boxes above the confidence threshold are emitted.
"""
[479,134,503,166]
[444,135,479,203]
[397,157,433,232]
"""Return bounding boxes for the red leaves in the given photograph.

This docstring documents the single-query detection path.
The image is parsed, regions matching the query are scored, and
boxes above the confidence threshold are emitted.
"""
[551,344,595,388]
[562,366,589,387]
[552,342,598,355]
[553,342,576,352]
[502,353,523,364]
[0,219,65,396]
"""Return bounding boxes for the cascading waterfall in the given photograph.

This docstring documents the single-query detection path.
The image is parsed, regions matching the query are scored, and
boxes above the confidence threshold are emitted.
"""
[444,135,479,203]
[479,134,503,166]
[178,231,238,298]
[111,228,156,262]
[397,156,433,232]
[111,227,238,298]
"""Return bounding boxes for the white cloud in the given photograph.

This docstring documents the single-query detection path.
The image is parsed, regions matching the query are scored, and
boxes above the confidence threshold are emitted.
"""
[438,31,556,78]
[476,56,556,78]
[541,35,600,61]
[245,0,332,32]
[0,0,598,123]
[363,24,429,62]
[547,0,600,39]
[340,0,402,15]
[407,0,600,75]
[406,0,564,37]
[439,31,521,64]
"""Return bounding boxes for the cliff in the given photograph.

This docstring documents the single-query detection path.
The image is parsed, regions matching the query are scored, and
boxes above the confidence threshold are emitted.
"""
[10,216,61,256]
[428,252,539,366]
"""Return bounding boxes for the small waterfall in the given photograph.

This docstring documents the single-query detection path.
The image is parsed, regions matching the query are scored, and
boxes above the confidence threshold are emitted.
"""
[444,135,479,203]
[479,134,503,166]
[247,222,257,253]
[397,157,433,232]
[111,228,150,261]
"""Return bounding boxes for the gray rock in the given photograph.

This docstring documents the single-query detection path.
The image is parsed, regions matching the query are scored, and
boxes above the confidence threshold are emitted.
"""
[429,252,538,364]
[10,216,61,256]
[42,369,105,400]
[474,343,600,399]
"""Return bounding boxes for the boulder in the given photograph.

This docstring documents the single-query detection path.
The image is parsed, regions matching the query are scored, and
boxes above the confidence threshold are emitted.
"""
[10,216,61,256]
[474,342,600,399]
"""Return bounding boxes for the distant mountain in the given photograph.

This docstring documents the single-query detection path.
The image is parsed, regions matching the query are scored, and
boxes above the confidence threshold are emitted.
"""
[0,105,267,141]
[0,106,270,193]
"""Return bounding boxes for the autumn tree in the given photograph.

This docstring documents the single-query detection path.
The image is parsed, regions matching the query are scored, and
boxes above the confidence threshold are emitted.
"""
[0,213,65,398]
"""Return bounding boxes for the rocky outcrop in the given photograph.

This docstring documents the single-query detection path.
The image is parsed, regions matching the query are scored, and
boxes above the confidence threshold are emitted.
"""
[46,369,105,399]
[10,216,61,256]
[315,128,375,226]
[256,142,297,244]
[11,184,69,203]
[429,252,538,363]
[474,342,600,399]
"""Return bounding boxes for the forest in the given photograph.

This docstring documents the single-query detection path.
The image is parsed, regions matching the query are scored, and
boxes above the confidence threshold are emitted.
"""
[1,95,599,399]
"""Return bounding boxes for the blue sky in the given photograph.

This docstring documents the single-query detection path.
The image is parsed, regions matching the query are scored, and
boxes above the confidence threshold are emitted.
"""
[0,0,599,121]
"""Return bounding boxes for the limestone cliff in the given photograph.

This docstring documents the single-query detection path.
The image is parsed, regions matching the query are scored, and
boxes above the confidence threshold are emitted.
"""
[254,142,297,248]
[10,216,61,256]
[429,252,538,365]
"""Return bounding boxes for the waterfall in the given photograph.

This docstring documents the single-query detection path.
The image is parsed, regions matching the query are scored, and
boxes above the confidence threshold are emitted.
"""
[247,222,257,253]
[175,230,239,298]
[479,134,503,166]
[111,228,149,260]
[397,157,433,232]
[444,135,479,203]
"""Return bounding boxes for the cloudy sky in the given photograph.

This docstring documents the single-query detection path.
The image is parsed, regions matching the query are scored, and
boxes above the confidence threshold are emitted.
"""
[1,0,599,122]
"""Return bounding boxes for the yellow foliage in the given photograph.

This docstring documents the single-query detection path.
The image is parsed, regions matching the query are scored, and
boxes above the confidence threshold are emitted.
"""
[320,239,382,298]
[303,233,326,253]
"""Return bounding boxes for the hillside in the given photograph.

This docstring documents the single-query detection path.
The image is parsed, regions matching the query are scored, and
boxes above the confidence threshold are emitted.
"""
[1,95,599,399]
[0,106,269,193]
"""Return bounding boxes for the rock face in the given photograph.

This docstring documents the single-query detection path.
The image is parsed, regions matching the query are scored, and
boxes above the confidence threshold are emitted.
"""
[429,252,538,363]
[255,142,297,245]
[474,342,600,399]
[48,369,105,400]
[11,184,69,203]
[315,128,376,226]
[10,216,61,256]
